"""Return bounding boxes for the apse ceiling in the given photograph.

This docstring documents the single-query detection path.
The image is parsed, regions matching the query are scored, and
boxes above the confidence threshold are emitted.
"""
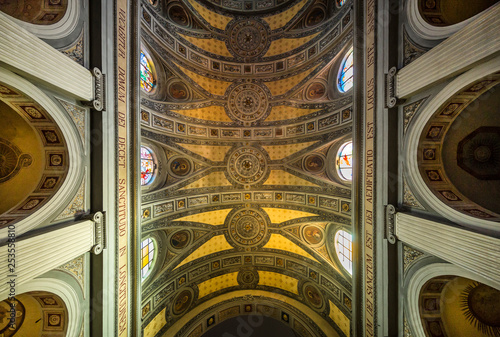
[139,0,354,336]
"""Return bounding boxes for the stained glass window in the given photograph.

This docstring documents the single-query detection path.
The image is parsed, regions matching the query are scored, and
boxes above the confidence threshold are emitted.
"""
[141,146,155,186]
[140,51,155,93]
[337,0,346,6]
[338,48,353,93]
[141,238,155,279]
[335,230,352,275]
[337,141,353,181]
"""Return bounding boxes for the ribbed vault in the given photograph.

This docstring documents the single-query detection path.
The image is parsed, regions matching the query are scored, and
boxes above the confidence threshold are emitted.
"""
[140,0,354,336]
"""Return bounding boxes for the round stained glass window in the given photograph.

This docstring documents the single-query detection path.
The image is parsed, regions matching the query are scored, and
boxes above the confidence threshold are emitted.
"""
[141,146,155,186]
[337,141,353,181]
[337,0,346,6]
[141,238,155,280]
[335,230,352,275]
[140,50,155,93]
[338,48,353,93]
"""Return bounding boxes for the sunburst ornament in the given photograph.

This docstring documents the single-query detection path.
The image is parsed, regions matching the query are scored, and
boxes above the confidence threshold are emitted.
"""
[459,281,500,337]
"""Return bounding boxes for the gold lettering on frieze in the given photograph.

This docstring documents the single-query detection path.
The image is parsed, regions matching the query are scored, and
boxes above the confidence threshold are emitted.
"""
[116,0,128,336]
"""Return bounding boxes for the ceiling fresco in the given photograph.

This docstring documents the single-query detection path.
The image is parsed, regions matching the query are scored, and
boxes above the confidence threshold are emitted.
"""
[139,0,354,336]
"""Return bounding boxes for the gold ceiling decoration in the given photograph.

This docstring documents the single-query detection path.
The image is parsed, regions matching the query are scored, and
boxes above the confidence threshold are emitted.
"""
[140,0,354,335]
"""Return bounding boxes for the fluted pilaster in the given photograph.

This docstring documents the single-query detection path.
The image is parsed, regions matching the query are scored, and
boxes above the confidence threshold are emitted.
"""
[0,12,93,101]
[395,213,500,284]
[0,220,94,296]
[396,3,500,98]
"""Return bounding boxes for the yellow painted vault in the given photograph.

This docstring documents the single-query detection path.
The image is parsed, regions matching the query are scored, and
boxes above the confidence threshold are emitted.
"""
[140,0,354,336]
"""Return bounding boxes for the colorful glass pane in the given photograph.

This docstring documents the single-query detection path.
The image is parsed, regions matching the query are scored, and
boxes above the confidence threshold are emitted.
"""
[337,0,346,6]
[141,238,155,279]
[335,230,352,275]
[337,142,353,181]
[338,48,354,93]
[141,146,155,186]
[140,51,155,93]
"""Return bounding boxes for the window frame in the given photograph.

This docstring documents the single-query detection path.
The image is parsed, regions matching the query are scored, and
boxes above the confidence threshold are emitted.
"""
[140,145,156,186]
[334,229,353,275]
[140,49,157,94]
[336,141,353,181]
[337,47,354,93]
[141,237,156,280]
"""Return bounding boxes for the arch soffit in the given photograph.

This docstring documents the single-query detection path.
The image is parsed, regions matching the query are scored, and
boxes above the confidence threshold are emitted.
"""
[162,290,342,337]
[0,67,84,242]
[406,0,493,40]
[1,0,80,40]
[404,55,500,232]
[0,277,82,337]
[404,262,500,337]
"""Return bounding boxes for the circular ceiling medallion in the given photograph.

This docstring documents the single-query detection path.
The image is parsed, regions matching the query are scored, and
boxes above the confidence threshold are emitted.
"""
[226,83,270,123]
[306,8,326,27]
[306,82,327,100]
[226,19,270,59]
[467,283,500,327]
[457,127,500,180]
[168,156,193,178]
[167,81,190,101]
[237,268,259,287]
[0,138,32,183]
[170,230,191,250]
[168,5,189,27]
[303,154,326,174]
[172,288,194,316]
[226,146,270,186]
[225,208,270,249]
[302,283,324,310]
[302,225,324,245]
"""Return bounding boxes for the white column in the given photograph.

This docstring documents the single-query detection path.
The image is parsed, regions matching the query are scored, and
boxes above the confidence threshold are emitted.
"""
[396,2,500,98]
[0,12,94,101]
[0,220,94,297]
[395,212,500,285]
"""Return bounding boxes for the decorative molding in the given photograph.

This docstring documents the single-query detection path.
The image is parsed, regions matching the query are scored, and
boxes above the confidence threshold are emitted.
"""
[158,290,339,337]
[396,213,500,285]
[142,5,353,78]
[386,67,398,108]
[402,178,424,209]
[404,314,413,337]
[0,220,94,296]
[56,254,85,295]
[403,97,428,134]
[397,3,500,98]
[406,0,486,40]
[385,205,396,244]
[196,0,299,14]
[57,99,87,150]
[403,245,425,273]
[404,56,500,232]
[0,12,93,101]
[60,28,84,66]
[1,278,83,337]
[0,67,84,241]
[55,176,87,221]
[82,68,105,111]
[89,211,105,255]
[1,0,80,40]
[403,29,427,67]
[405,263,500,337]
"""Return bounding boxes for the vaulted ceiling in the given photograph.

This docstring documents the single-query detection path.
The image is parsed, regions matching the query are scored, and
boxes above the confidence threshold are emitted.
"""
[139,1,354,336]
